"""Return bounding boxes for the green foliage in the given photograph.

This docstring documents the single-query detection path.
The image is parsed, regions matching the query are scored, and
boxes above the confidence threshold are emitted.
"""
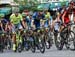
[14,0,39,12]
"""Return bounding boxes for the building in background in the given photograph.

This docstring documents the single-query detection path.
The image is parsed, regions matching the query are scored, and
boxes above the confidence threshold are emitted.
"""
[37,0,71,3]
[0,0,72,3]
[0,0,14,2]
[0,0,19,13]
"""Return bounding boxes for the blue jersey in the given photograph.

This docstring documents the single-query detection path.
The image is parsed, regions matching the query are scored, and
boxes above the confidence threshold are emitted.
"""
[0,19,8,30]
[1,19,8,24]
[32,12,38,19]
[38,14,45,20]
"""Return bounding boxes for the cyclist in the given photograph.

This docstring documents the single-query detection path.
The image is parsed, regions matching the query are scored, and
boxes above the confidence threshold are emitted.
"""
[0,14,9,51]
[0,16,4,34]
[0,14,7,34]
[21,13,28,29]
[0,14,8,31]
[32,10,40,30]
[38,10,45,28]
[26,14,31,29]
[44,9,51,27]
[28,14,35,29]
[10,11,23,51]
[54,2,74,39]
[52,11,61,32]
[60,1,74,32]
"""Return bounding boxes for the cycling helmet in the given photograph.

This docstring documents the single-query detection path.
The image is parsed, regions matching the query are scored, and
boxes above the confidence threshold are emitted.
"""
[22,13,26,17]
[69,1,74,5]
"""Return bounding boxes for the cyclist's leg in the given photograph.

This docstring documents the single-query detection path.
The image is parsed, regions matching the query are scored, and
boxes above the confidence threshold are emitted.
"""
[44,19,48,28]
[52,19,57,32]
[18,23,23,32]
[36,22,40,30]
[11,24,16,51]
[17,23,23,43]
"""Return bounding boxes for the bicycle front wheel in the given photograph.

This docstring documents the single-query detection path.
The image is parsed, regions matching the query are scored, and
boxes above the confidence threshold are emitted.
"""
[66,31,75,50]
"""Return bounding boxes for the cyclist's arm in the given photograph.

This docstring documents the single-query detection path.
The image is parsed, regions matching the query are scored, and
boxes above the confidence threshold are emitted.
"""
[47,12,50,20]
[5,23,7,31]
[49,16,53,26]
[21,20,27,29]
[62,11,66,24]
[1,23,4,32]
[31,19,34,25]
[73,14,75,22]
[10,14,14,23]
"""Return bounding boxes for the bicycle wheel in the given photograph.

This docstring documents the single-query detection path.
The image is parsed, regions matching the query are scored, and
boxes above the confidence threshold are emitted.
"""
[24,40,30,51]
[0,36,4,53]
[0,44,3,53]
[30,40,36,53]
[54,32,64,50]
[0,41,4,53]
[38,36,45,53]
[65,31,75,50]
[17,43,22,53]
[45,35,52,49]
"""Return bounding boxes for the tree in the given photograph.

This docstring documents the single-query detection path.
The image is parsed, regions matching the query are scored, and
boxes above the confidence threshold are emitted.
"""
[14,0,28,5]
[14,0,39,6]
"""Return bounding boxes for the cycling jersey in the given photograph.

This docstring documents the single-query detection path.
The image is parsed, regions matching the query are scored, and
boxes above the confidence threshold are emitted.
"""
[0,19,8,30]
[10,13,23,25]
[1,19,8,24]
[32,12,38,19]
[45,12,50,20]
[64,17,70,24]
[38,14,45,20]
[62,10,70,24]
[26,16,32,29]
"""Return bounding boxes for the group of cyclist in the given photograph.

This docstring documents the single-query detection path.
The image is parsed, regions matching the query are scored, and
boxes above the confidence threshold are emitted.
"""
[0,1,75,52]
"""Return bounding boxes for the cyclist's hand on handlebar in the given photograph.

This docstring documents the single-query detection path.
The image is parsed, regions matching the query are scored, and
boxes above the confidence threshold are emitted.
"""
[62,23,66,27]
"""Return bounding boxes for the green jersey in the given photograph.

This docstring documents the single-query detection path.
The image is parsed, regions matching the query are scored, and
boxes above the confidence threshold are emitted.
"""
[45,12,50,20]
[10,13,23,24]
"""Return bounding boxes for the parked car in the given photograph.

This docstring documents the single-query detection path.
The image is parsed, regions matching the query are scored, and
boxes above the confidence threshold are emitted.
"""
[0,2,19,19]
[0,3,12,18]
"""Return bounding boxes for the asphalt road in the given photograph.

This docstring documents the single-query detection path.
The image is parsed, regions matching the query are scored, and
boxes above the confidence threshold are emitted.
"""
[0,45,75,57]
